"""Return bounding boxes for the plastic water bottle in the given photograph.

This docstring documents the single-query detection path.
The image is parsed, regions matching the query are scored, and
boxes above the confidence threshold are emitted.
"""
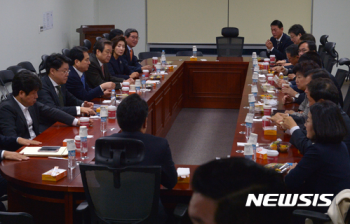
[161,50,166,68]
[111,89,116,106]
[79,126,88,160]
[193,46,197,57]
[141,74,146,89]
[100,106,107,133]
[67,139,76,169]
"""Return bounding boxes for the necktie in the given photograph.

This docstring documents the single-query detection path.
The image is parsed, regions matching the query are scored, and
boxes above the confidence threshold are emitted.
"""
[277,40,281,50]
[81,74,86,89]
[130,49,133,61]
[101,65,105,77]
[55,86,64,107]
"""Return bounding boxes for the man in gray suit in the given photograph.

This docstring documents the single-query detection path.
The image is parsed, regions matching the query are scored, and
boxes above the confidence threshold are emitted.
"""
[85,38,134,89]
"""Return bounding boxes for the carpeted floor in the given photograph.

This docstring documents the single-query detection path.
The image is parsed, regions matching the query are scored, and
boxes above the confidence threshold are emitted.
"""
[166,108,239,165]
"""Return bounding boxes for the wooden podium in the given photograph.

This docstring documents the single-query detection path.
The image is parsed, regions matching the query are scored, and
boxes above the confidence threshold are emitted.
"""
[76,25,115,52]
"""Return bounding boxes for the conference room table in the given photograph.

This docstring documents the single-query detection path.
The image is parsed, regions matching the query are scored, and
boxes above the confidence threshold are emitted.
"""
[0,56,302,224]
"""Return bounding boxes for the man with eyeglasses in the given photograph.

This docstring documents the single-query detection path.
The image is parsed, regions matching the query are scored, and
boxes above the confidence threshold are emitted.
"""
[298,40,317,56]
[38,53,95,131]
[123,28,152,73]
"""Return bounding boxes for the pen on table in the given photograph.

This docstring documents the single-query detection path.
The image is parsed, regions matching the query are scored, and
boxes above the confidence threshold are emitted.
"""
[48,157,68,160]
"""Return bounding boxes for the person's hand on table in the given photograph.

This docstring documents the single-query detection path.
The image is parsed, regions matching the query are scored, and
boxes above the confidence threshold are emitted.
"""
[277,79,287,88]
[77,119,94,126]
[276,60,286,66]
[101,82,116,90]
[3,151,29,161]
[288,73,296,80]
[281,116,298,130]
[281,85,297,97]
[285,110,296,115]
[271,66,283,73]
[282,95,294,104]
[130,72,139,79]
[17,137,42,146]
[81,107,96,116]
[83,101,94,108]
[125,78,135,85]
[268,113,284,124]
[265,40,273,50]
[141,65,152,71]
[287,163,298,173]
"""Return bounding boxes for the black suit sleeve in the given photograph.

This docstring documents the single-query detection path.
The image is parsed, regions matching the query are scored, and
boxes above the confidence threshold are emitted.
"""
[289,129,312,155]
[294,92,305,105]
[0,104,20,137]
[64,87,84,107]
[37,102,75,126]
[0,135,18,149]
[160,141,178,189]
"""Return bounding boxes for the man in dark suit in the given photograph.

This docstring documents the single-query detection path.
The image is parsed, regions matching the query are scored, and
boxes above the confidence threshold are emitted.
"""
[109,94,177,223]
[266,20,293,61]
[85,38,133,89]
[123,28,152,73]
[0,71,83,149]
[38,54,96,129]
[66,46,115,101]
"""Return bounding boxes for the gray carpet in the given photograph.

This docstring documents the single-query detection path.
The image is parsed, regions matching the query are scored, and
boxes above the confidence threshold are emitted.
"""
[166,108,239,165]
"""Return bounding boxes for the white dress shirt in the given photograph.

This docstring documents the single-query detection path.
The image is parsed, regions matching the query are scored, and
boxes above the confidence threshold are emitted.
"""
[13,96,36,140]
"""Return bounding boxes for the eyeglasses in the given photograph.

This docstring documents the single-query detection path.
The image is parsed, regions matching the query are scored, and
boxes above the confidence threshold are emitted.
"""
[130,36,140,40]
[56,69,70,74]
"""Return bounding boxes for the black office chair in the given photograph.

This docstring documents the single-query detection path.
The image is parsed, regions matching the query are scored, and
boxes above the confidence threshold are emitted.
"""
[323,42,338,73]
[96,36,102,42]
[0,70,15,100]
[17,61,36,73]
[0,211,34,224]
[334,68,348,88]
[62,48,70,57]
[339,57,350,81]
[38,54,49,76]
[102,33,109,40]
[344,85,350,117]
[83,39,92,50]
[318,35,329,54]
[216,27,244,57]
[176,51,203,57]
[7,66,26,76]
[138,52,162,61]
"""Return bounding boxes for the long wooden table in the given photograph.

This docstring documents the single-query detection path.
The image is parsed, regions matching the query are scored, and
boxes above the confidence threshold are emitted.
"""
[0,57,301,224]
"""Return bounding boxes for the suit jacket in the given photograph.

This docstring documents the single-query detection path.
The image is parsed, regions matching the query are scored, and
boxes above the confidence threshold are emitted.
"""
[0,94,76,149]
[285,142,350,212]
[108,56,132,79]
[66,66,104,101]
[122,47,142,73]
[85,53,124,90]
[109,131,177,189]
[290,109,350,155]
[267,33,293,61]
[0,135,19,151]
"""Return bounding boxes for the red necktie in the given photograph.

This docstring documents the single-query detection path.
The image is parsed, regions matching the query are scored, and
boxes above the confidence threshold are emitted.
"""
[130,49,133,61]
[101,65,105,77]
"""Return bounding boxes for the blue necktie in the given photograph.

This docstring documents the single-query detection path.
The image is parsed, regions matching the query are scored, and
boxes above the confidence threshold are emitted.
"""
[81,74,86,89]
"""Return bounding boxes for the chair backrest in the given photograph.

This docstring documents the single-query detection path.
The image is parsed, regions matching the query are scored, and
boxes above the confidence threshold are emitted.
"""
[0,211,34,224]
[102,33,109,40]
[216,36,244,57]
[335,69,348,88]
[83,39,92,50]
[138,52,162,61]
[96,36,102,42]
[80,163,161,224]
[62,48,70,57]
[17,61,36,73]
[7,66,26,76]
[38,54,49,75]
[343,85,350,117]
[323,54,337,73]
[0,70,14,101]
[320,35,329,46]
[175,51,203,57]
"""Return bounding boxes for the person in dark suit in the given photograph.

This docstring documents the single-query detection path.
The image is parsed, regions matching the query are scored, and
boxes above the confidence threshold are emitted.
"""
[0,71,83,148]
[66,46,115,101]
[265,20,293,61]
[285,100,350,213]
[108,36,139,79]
[109,94,177,223]
[123,28,152,73]
[108,28,124,41]
[85,38,133,90]
[38,54,96,129]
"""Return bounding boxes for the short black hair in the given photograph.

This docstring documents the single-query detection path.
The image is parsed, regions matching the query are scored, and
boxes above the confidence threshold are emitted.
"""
[125,28,138,38]
[270,20,283,28]
[310,69,330,80]
[12,70,42,96]
[299,40,317,52]
[69,46,88,66]
[310,100,347,144]
[45,53,71,75]
[285,44,299,57]
[298,51,322,67]
[307,78,339,105]
[112,36,127,56]
[109,29,124,41]
[293,60,320,76]
[117,94,148,132]
[300,33,316,43]
[93,38,112,54]
[288,24,306,36]
[191,157,289,223]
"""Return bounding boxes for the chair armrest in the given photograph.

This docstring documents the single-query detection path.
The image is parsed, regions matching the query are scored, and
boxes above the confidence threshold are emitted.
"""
[293,209,331,222]
[173,203,188,218]
[0,195,8,201]
[76,201,89,212]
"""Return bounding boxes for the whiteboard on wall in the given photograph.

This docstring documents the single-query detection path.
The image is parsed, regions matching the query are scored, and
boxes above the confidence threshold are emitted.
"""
[147,0,312,44]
